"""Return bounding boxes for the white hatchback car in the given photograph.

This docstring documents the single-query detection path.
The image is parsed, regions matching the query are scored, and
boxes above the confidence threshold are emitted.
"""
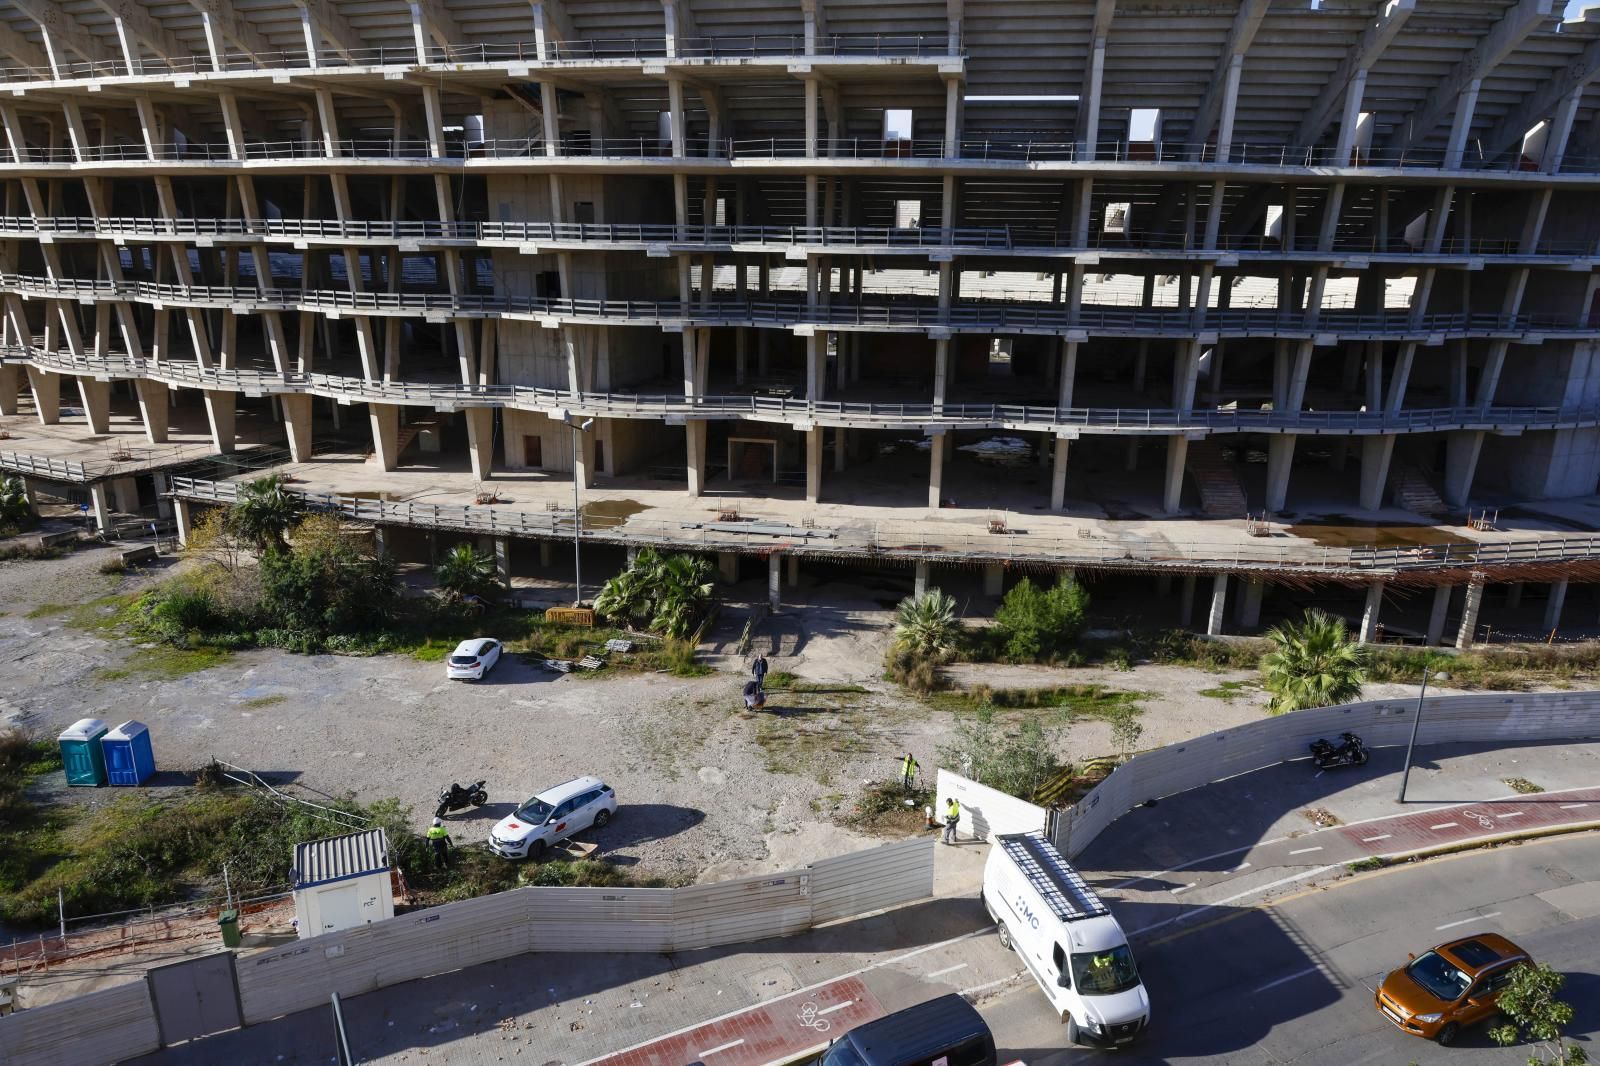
[488,776,617,859]
[446,638,502,681]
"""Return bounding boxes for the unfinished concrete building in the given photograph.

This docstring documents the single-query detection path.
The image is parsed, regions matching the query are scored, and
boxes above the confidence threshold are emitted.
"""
[3,0,1600,644]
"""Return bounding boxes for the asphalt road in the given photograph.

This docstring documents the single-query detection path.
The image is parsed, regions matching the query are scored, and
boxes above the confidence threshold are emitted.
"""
[980,832,1600,1065]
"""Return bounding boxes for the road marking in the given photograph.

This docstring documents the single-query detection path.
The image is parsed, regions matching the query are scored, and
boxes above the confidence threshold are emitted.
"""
[699,1040,746,1056]
[1436,912,1501,931]
[1231,862,1252,873]
[1289,846,1323,855]
[1130,865,1339,940]
[1170,883,1195,895]
[926,964,968,979]
[817,1002,853,1016]
[1560,803,1589,810]
[1361,834,1392,843]
[1254,966,1321,994]
[1499,811,1525,818]
[958,971,1025,997]
[1430,822,1460,830]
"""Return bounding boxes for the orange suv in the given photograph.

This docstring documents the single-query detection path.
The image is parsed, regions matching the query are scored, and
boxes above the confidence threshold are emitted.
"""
[1375,933,1531,1046]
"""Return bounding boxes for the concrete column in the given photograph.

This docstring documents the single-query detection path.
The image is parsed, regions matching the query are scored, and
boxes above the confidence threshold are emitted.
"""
[89,483,113,533]
[768,552,781,611]
[786,554,799,587]
[1544,580,1569,632]
[1444,430,1484,507]
[718,551,738,584]
[1163,436,1188,515]
[804,426,823,504]
[1050,436,1070,511]
[373,526,388,557]
[150,473,173,519]
[1157,574,1173,596]
[914,562,930,598]
[174,497,192,546]
[834,428,847,473]
[135,379,170,444]
[1179,573,1196,626]
[928,432,946,509]
[1265,436,1296,513]
[111,478,139,515]
[280,394,313,463]
[1237,578,1263,629]
[1206,573,1228,636]
[1057,340,1078,410]
[626,544,641,565]
[1455,575,1485,649]
[1426,585,1453,646]
[1505,581,1524,609]
[26,367,60,424]
[1358,434,1396,512]
[932,339,950,410]
[465,408,494,482]
[368,401,401,471]
[494,537,511,585]
[686,419,708,497]
[203,390,237,454]
[0,365,17,415]
[983,563,1003,597]
[76,379,112,434]
[1358,581,1384,644]
[539,540,553,567]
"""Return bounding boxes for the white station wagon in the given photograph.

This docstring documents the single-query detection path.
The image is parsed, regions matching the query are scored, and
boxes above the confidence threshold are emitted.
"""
[488,776,617,859]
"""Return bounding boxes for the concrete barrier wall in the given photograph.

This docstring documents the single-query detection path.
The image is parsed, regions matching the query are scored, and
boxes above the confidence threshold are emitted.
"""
[936,768,1049,843]
[1051,691,1600,858]
[0,980,161,1066]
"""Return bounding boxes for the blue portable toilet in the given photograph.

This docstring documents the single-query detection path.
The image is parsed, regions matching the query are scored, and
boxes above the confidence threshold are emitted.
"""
[58,718,109,787]
[102,721,155,786]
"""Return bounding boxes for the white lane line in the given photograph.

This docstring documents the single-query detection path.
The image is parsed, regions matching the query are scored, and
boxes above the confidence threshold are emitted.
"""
[1560,803,1590,810]
[1436,912,1501,931]
[817,1002,854,1016]
[1254,966,1321,994]
[1231,861,1252,873]
[1128,866,1339,940]
[1170,883,1196,895]
[926,964,968,979]
[959,971,1026,996]
[699,1040,746,1056]
[1288,846,1323,855]
[1430,822,1460,830]
[1498,811,1525,818]
[1361,834,1392,843]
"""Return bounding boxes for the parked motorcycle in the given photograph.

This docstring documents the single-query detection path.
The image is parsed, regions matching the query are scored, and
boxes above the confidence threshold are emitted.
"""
[1309,732,1369,769]
[435,779,489,818]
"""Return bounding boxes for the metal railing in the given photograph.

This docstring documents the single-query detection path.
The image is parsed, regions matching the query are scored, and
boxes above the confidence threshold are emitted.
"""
[0,215,1591,260]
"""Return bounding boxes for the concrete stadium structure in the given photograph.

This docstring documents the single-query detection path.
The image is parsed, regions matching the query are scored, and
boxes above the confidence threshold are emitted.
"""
[3,0,1600,643]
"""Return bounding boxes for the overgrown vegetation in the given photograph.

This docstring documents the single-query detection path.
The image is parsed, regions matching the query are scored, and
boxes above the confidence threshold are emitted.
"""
[593,547,715,639]
[1489,962,1589,1065]
[990,575,1090,662]
[0,475,36,538]
[938,706,1070,802]
[434,543,500,605]
[1261,608,1368,714]
[932,683,1145,719]
[885,589,963,693]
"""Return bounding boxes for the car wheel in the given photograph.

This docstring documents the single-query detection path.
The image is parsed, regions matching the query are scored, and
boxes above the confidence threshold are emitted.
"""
[1065,1014,1081,1045]
[1435,1023,1460,1046]
[996,921,1012,951]
[528,839,547,861]
[594,808,612,828]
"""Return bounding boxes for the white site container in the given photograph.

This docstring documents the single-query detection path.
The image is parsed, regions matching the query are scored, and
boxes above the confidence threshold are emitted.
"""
[291,828,395,939]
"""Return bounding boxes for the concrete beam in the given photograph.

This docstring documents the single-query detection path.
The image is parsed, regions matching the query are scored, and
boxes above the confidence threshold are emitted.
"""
[531,0,578,60]
[1265,435,1295,513]
[25,367,59,424]
[369,402,400,471]
[1179,573,1196,627]
[292,0,361,62]
[1483,36,1600,163]
[280,393,312,462]
[76,377,111,435]
[203,390,236,454]
[10,0,110,68]
[0,21,50,74]
[411,0,465,53]
[88,0,190,63]
[465,407,494,482]
[1077,0,1117,158]
[1385,0,1553,157]
[185,0,274,65]
[983,563,1003,598]
[1189,0,1271,158]
[1293,0,1414,149]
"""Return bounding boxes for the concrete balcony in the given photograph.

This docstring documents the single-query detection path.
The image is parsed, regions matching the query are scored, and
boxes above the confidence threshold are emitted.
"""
[2,216,1593,267]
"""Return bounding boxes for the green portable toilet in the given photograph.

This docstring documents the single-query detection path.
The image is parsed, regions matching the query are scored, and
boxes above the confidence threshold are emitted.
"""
[58,718,109,787]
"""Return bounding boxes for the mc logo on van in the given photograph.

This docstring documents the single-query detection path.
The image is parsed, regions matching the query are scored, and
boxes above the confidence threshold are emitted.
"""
[1015,895,1040,930]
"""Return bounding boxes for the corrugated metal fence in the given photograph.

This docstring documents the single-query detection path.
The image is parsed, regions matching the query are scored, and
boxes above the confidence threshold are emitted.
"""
[1051,691,1600,858]
[0,838,933,1065]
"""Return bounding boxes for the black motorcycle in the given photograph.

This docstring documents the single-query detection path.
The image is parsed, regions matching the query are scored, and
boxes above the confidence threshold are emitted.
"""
[435,779,488,818]
[1309,732,1369,769]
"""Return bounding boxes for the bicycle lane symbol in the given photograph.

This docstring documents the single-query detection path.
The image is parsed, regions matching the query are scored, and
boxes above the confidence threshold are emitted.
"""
[1460,809,1495,830]
[797,1002,832,1033]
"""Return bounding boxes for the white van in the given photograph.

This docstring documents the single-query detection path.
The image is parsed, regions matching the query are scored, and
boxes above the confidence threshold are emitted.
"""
[981,831,1150,1046]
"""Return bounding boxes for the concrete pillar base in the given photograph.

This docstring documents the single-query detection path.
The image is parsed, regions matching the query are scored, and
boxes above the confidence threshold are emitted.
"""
[112,477,139,516]
[1444,430,1485,508]
[90,483,113,533]
[1358,434,1396,512]
[77,378,112,434]
[1544,579,1569,632]
[1358,581,1385,643]
[0,365,18,416]
[465,408,495,482]
[928,432,946,509]
[914,562,930,599]
[687,419,707,497]
[1179,573,1196,627]
[1237,578,1264,629]
[786,554,799,587]
[768,553,782,612]
[174,497,192,546]
[805,426,823,504]
[26,367,61,425]
[1455,576,1485,649]
[1426,585,1452,646]
[280,394,313,463]
[135,379,170,444]
[1050,436,1070,511]
[1505,581,1524,610]
[718,551,738,584]
[539,540,553,567]
[368,402,400,471]
[373,526,388,557]
[1265,436,1296,513]
[983,563,1003,597]
[204,390,238,455]
[152,473,173,519]
[494,537,511,585]
[1206,573,1228,635]
[1163,436,1189,515]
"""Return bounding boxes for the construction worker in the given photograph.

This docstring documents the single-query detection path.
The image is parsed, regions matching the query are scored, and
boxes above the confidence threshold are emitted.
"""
[942,797,960,845]
[752,654,769,687]
[900,752,920,791]
[427,818,452,869]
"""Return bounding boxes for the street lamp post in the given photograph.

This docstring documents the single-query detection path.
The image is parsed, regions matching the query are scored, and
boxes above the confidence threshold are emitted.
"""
[1397,665,1431,803]
[569,418,593,607]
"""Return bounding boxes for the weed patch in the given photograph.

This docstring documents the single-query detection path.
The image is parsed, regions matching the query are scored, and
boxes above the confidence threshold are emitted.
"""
[95,643,231,681]
[842,782,933,836]
[1198,679,1258,702]
[241,695,287,710]
[932,683,1145,720]
[1504,777,1544,794]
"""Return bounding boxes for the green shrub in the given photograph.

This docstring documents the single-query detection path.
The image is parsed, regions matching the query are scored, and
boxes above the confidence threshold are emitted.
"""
[994,575,1090,663]
[886,645,945,693]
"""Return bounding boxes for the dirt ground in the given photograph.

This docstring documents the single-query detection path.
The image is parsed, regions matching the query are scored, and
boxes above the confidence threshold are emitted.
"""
[0,545,1467,894]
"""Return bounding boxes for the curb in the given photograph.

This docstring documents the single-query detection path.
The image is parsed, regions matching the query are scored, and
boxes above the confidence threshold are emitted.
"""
[1361,818,1600,869]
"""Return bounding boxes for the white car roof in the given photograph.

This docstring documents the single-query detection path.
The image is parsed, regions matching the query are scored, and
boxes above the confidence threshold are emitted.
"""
[452,638,496,654]
[534,775,606,804]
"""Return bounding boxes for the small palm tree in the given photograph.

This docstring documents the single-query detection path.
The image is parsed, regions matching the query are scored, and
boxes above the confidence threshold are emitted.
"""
[1261,608,1367,715]
[594,548,715,639]
[894,589,963,657]
[435,543,499,603]
[225,474,302,553]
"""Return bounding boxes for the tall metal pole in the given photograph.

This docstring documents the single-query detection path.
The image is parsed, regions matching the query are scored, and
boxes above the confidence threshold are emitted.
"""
[571,423,582,607]
[1397,665,1431,802]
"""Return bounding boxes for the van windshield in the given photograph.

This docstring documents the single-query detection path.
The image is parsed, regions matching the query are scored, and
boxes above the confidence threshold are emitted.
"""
[1072,945,1141,996]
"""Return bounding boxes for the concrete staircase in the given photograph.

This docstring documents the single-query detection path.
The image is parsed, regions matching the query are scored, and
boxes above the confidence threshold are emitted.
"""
[1185,440,1249,517]
[1390,464,1448,518]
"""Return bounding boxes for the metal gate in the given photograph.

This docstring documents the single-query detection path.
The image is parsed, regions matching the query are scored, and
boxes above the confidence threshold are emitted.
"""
[146,952,243,1046]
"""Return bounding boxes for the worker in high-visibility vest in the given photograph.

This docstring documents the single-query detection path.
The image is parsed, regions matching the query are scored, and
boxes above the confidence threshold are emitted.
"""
[427,818,453,868]
[943,797,960,845]
[900,752,920,791]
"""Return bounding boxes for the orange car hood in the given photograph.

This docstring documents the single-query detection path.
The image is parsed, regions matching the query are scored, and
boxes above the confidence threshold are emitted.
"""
[1380,967,1452,1014]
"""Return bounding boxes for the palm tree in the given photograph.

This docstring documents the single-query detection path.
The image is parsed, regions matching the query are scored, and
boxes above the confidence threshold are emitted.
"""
[594,548,714,638]
[894,589,963,657]
[225,474,302,553]
[1260,608,1367,715]
[435,543,499,603]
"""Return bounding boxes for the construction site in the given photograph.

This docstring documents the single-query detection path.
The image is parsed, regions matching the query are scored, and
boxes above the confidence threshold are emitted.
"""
[2,0,1600,641]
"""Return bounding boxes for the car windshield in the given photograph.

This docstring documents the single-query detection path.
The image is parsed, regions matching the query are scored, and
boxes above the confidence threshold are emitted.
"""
[1407,951,1472,1001]
[514,798,554,823]
[1072,945,1141,996]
